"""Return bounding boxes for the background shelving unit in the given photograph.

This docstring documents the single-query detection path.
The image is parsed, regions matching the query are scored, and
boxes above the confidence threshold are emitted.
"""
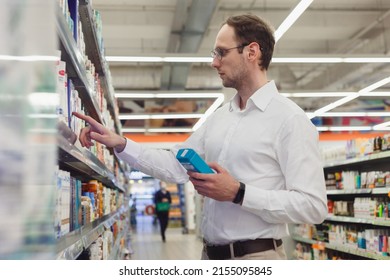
[293,150,390,260]
[177,183,188,233]
[166,183,183,227]
[55,0,130,260]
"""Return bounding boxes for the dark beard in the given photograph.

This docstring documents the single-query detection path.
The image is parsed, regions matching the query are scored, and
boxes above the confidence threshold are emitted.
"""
[222,68,246,89]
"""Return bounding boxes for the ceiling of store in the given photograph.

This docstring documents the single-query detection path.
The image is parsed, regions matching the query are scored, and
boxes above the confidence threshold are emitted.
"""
[92,0,390,134]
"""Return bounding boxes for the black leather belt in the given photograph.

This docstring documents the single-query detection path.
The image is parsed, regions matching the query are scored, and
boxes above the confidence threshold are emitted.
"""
[204,238,282,260]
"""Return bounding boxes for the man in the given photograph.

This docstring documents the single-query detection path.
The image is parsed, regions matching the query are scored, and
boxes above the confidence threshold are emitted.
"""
[153,181,172,242]
[73,14,327,260]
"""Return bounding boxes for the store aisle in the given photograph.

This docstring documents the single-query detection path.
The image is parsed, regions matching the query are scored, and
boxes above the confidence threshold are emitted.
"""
[129,216,203,260]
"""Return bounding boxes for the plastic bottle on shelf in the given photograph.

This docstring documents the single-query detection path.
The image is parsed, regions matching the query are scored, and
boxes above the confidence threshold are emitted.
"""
[357,232,366,249]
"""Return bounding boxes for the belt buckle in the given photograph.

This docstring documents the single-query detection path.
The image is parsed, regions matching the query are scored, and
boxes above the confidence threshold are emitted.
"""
[233,241,245,258]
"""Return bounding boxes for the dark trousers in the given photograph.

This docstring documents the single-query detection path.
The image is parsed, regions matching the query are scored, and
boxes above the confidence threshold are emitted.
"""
[156,211,169,241]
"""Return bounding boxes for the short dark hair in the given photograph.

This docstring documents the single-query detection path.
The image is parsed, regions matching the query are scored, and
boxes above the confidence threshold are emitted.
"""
[224,14,275,70]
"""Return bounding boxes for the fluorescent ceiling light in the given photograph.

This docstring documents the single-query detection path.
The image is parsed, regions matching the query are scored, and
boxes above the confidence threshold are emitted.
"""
[192,94,224,131]
[317,125,390,132]
[312,93,360,116]
[272,57,342,63]
[359,91,390,97]
[373,121,390,131]
[164,57,211,63]
[281,92,353,97]
[28,128,58,133]
[309,76,390,119]
[106,56,211,63]
[121,128,148,133]
[360,91,390,97]
[274,0,313,42]
[28,92,59,106]
[0,55,59,61]
[115,92,223,99]
[149,128,194,133]
[28,114,58,119]
[107,56,163,62]
[359,77,390,93]
[120,92,225,133]
[119,113,203,120]
[122,127,193,133]
[106,56,390,64]
[316,126,372,132]
[282,91,390,98]
[118,91,390,100]
[272,57,390,63]
[105,53,390,63]
[307,112,390,117]
[344,57,390,63]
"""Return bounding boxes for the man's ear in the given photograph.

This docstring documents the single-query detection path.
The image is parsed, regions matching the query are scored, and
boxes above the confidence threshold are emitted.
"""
[247,42,261,62]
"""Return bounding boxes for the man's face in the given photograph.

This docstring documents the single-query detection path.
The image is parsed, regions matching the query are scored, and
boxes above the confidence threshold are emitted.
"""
[211,24,247,89]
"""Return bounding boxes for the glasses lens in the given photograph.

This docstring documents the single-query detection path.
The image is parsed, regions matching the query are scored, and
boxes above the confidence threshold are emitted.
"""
[216,48,224,59]
[211,48,223,60]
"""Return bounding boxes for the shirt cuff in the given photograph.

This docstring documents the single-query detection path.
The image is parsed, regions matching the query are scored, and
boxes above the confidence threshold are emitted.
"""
[114,138,142,166]
[241,183,266,210]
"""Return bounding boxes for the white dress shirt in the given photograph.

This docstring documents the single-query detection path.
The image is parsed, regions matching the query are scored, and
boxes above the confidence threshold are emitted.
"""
[116,80,328,245]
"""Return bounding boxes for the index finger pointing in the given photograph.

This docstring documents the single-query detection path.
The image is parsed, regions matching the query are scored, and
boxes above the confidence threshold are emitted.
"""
[72,112,100,127]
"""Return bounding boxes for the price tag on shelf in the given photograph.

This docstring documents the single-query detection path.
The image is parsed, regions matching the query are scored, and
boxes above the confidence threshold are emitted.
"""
[68,240,84,260]
[56,250,67,260]
[97,224,105,236]
[82,227,100,249]
[103,220,111,229]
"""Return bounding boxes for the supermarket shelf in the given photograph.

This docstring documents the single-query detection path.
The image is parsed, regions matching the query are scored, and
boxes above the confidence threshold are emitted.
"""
[323,150,390,169]
[372,187,390,194]
[170,204,181,208]
[58,133,124,192]
[78,0,121,134]
[57,121,77,145]
[327,187,390,195]
[108,224,129,260]
[56,212,119,260]
[327,189,372,195]
[56,228,84,260]
[56,7,103,125]
[325,215,390,227]
[55,1,128,261]
[169,217,183,220]
[117,158,130,184]
[291,235,390,260]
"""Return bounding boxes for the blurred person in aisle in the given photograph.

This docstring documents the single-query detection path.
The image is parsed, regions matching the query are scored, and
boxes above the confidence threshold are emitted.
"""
[153,181,172,242]
[130,197,137,227]
[73,13,327,260]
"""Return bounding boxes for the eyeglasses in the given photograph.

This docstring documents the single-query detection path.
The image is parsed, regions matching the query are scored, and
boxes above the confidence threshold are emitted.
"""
[211,43,249,61]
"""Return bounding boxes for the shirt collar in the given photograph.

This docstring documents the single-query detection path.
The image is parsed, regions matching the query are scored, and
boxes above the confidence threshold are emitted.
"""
[230,80,279,112]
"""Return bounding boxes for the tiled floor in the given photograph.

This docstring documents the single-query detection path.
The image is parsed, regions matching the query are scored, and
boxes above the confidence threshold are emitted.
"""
[129,215,203,260]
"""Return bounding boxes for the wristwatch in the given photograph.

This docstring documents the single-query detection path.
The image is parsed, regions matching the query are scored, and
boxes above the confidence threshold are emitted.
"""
[233,182,246,204]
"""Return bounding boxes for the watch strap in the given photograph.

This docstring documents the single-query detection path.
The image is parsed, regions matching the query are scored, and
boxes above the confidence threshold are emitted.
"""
[233,182,245,204]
